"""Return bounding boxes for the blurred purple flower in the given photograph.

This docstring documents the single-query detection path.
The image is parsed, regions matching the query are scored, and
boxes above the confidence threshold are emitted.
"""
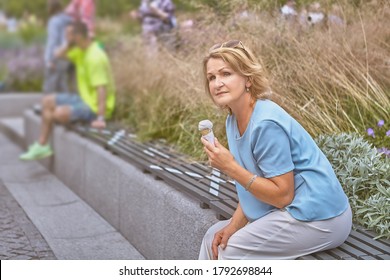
[367,128,375,137]
[377,147,390,157]
[377,120,384,127]
[3,45,44,87]
[387,130,390,137]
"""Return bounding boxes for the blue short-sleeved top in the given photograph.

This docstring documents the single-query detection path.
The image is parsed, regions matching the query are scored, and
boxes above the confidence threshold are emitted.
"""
[226,99,349,222]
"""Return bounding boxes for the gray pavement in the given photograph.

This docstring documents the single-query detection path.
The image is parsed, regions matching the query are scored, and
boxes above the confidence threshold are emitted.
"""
[0,179,56,260]
[0,124,144,260]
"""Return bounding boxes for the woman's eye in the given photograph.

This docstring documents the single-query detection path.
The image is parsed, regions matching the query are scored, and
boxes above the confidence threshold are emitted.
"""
[208,76,215,81]
[223,72,231,76]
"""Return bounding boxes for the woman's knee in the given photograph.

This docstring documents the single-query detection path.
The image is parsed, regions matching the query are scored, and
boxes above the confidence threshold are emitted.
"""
[218,247,234,260]
[330,208,353,248]
[203,226,216,246]
[217,233,244,260]
[203,221,226,245]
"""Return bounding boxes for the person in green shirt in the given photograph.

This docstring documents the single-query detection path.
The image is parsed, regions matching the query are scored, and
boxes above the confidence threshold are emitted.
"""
[20,21,116,161]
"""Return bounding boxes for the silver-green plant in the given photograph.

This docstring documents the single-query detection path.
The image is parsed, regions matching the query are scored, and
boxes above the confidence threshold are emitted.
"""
[315,133,390,239]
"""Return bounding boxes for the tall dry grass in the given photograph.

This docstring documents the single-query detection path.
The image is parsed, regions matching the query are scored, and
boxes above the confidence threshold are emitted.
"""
[107,1,390,159]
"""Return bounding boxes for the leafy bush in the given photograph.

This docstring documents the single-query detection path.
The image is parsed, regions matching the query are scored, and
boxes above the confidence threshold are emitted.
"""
[315,133,390,239]
[3,0,370,19]
[0,32,24,50]
[17,18,45,44]
[0,18,44,91]
[3,0,136,19]
[1,46,44,92]
[3,0,47,18]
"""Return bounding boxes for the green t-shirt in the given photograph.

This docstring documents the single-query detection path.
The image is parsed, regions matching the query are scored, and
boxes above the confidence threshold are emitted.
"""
[67,42,116,119]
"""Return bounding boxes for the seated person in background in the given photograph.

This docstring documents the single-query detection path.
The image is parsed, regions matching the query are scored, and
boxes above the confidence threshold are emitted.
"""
[20,21,116,161]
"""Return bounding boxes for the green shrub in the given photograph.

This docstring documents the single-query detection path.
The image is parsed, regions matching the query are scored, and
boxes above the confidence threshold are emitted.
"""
[315,133,390,239]
[1,45,44,92]
[17,20,45,44]
[3,0,46,18]
[0,32,24,49]
[3,0,364,19]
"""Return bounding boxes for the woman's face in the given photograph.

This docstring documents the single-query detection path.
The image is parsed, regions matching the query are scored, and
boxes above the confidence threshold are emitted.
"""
[206,58,249,108]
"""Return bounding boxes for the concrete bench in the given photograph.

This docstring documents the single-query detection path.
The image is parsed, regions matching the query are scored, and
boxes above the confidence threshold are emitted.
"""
[23,109,218,259]
[18,102,389,260]
[70,123,390,260]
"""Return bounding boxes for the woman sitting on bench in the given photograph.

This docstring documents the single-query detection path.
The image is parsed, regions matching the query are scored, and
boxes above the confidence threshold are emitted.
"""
[198,40,352,260]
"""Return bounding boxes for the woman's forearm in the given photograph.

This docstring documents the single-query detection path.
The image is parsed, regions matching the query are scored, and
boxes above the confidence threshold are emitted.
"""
[201,137,294,210]
[226,162,294,209]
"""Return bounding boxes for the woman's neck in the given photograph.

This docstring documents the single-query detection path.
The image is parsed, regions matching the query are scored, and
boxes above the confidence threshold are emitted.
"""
[231,96,255,136]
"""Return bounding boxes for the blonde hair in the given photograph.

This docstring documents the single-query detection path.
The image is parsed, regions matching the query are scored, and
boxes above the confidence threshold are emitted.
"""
[202,41,271,109]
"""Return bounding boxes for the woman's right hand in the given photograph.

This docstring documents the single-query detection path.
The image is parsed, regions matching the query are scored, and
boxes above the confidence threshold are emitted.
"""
[212,223,239,260]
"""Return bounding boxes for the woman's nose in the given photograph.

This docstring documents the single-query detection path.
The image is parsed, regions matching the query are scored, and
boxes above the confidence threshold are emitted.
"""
[215,76,224,87]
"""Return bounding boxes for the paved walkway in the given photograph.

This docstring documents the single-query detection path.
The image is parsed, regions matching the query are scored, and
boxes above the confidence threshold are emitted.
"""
[0,179,56,260]
[0,126,144,260]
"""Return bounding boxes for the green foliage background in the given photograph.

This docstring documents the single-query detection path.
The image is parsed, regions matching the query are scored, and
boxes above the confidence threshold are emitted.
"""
[1,0,368,18]
[1,0,137,18]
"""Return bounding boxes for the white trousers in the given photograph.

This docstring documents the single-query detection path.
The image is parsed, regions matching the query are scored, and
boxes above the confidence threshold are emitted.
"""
[199,206,352,260]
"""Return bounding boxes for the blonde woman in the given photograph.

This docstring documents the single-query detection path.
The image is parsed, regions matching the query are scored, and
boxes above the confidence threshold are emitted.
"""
[198,40,352,260]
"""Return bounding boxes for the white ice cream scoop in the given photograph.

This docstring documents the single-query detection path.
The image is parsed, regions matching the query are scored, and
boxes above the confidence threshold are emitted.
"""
[198,120,215,146]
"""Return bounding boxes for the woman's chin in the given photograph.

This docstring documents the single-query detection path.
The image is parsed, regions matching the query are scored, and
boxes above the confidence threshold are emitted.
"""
[212,98,230,108]
[214,102,229,109]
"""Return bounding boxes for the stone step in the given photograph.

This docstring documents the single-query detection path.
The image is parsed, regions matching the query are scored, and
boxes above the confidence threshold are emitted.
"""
[0,117,25,148]
[0,129,144,260]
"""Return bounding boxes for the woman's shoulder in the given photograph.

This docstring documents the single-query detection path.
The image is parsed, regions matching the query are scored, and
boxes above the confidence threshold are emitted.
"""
[247,100,296,141]
[252,99,290,125]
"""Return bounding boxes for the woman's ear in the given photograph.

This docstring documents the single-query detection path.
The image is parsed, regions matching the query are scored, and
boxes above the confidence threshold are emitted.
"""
[246,78,252,89]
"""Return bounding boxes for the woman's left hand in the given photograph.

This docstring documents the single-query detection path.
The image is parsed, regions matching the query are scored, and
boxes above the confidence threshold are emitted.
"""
[201,137,237,173]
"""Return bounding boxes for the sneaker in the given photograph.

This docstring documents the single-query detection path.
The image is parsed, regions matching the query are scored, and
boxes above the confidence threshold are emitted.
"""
[27,142,39,150]
[19,142,53,160]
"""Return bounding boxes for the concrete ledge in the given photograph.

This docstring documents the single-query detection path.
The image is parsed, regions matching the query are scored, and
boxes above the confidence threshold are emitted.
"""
[23,110,219,259]
[0,93,42,118]
[0,117,25,148]
[0,93,42,148]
